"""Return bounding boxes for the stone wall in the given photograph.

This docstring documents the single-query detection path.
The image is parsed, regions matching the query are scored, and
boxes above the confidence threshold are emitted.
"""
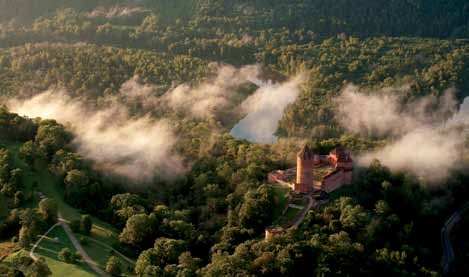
[322,170,352,193]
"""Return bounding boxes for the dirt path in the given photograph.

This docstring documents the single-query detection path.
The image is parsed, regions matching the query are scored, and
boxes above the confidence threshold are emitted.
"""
[29,223,60,261]
[58,215,109,277]
[292,195,314,228]
[30,210,131,276]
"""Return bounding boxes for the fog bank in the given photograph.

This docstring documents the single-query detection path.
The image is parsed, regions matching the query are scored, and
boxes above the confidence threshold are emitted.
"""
[9,90,183,182]
[336,85,468,180]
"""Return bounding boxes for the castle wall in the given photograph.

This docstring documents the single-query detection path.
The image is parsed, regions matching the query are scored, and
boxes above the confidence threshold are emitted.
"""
[269,148,353,195]
[265,227,285,240]
[322,170,352,193]
[318,155,330,164]
[268,171,282,183]
[336,161,353,171]
[313,180,323,191]
[343,170,352,184]
[293,182,313,193]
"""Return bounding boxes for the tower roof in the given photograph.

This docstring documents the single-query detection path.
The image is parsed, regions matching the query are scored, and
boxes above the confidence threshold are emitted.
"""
[331,147,351,162]
[298,145,314,159]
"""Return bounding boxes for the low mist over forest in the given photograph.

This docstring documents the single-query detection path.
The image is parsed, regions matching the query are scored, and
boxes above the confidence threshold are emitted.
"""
[1,1,469,276]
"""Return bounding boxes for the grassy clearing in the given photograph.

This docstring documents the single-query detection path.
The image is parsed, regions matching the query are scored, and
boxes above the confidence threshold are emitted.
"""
[274,207,301,226]
[33,226,96,277]
[2,140,133,273]
[313,164,335,182]
[3,141,121,244]
[271,183,291,219]
[78,234,135,276]
[284,207,300,221]
[291,195,308,206]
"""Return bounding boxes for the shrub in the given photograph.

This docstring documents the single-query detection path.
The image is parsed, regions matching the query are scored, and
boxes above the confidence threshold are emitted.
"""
[105,256,122,276]
[80,236,88,245]
[74,251,82,262]
[70,219,80,233]
[80,215,92,235]
[58,247,75,263]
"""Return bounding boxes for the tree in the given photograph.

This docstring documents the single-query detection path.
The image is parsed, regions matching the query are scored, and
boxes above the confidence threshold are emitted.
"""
[35,120,71,158]
[137,14,160,33]
[1,168,23,196]
[38,198,58,222]
[141,265,163,276]
[119,214,155,249]
[80,215,92,235]
[63,170,98,211]
[14,190,24,207]
[27,257,52,277]
[152,238,187,266]
[64,169,89,188]
[19,141,37,166]
[110,193,146,227]
[19,208,43,239]
[58,247,75,263]
[0,148,11,182]
[178,251,201,274]
[237,185,275,233]
[70,219,80,233]
[51,150,82,177]
[18,226,31,248]
[105,256,122,276]
[135,248,158,276]
[135,238,187,275]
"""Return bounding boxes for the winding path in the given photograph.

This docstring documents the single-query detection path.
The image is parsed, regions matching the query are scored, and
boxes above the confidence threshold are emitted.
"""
[29,223,60,261]
[441,204,468,275]
[29,212,109,276]
[292,195,314,228]
[58,215,109,276]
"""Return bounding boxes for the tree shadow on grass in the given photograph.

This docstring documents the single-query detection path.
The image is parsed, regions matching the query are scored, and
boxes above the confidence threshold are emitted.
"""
[34,226,96,275]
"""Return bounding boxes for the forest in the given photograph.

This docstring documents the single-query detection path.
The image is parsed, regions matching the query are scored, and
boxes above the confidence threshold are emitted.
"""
[0,1,469,276]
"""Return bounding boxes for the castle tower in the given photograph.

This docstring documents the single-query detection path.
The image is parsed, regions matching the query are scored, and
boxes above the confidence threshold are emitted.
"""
[296,145,314,192]
[329,147,353,171]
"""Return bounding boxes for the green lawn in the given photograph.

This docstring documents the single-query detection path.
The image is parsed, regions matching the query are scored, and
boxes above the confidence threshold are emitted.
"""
[284,207,300,221]
[32,226,96,277]
[274,207,301,225]
[313,164,335,182]
[271,183,291,219]
[78,235,135,276]
[3,141,121,244]
[2,140,135,274]
[29,159,121,246]
[291,195,307,206]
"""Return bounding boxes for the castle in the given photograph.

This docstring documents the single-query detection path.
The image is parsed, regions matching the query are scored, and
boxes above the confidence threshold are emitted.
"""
[268,145,353,193]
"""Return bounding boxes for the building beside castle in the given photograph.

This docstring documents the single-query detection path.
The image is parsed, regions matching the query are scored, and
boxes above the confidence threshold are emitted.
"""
[268,145,353,193]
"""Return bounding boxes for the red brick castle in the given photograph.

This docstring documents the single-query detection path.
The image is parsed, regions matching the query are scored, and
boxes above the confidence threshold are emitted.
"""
[268,145,353,193]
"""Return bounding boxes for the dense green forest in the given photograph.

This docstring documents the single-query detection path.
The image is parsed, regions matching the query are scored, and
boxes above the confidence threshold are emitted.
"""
[0,1,469,276]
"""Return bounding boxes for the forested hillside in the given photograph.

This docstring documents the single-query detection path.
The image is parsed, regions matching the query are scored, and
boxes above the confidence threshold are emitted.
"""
[1,0,469,38]
[0,1,469,276]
